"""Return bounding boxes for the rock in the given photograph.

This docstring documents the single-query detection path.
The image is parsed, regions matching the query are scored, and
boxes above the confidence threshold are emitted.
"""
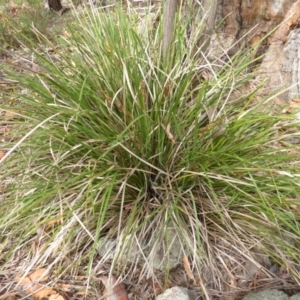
[155,287,191,300]
[98,224,185,271]
[257,2,300,101]
[145,224,183,270]
[290,294,300,300]
[242,289,289,300]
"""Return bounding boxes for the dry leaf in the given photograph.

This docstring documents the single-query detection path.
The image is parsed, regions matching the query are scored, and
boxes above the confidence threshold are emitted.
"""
[100,276,128,300]
[48,294,65,300]
[0,150,5,159]
[0,292,17,300]
[28,269,49,282]
[15,270,64,300]
[33,287,64,300]
[15,268,49,285]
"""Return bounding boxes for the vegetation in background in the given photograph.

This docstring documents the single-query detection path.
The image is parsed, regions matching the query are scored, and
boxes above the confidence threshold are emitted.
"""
[1,7,37,48]
[0,2,300,296]
[0,0,69,55]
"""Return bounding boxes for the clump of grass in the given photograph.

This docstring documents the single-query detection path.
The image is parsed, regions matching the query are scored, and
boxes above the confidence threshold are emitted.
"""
[1,4,300,294]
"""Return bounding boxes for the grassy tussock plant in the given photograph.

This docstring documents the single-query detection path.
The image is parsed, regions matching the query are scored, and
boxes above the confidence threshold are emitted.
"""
[1,6,300,288]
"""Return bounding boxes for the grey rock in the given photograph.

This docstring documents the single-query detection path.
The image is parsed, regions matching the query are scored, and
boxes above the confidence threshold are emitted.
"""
[290,293,300,300]
[242,290,289,300]
[155,287,191,300]
[145,225,184,270]
[98,224,185,271]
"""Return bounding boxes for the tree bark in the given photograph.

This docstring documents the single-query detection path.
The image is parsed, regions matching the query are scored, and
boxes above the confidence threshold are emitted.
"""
[162,0,179,59]
[199,0,218,53]
[46,0,106,12]
[48,0,63,11]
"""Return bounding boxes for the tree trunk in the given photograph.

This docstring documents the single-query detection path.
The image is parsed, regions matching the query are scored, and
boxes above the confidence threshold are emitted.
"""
[162,0,179,59]
[212,0,300,102]
[48,0,63,11]
[199,0,218,53]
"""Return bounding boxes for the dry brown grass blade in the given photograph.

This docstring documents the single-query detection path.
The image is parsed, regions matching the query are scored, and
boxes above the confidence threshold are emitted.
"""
[182,255,194,282]
[161,122,175,144]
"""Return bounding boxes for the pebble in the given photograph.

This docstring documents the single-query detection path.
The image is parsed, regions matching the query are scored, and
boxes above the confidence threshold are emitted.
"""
[155,287,193,300]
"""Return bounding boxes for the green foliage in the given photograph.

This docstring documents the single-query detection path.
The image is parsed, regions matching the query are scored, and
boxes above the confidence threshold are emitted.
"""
[1,6,300,286]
